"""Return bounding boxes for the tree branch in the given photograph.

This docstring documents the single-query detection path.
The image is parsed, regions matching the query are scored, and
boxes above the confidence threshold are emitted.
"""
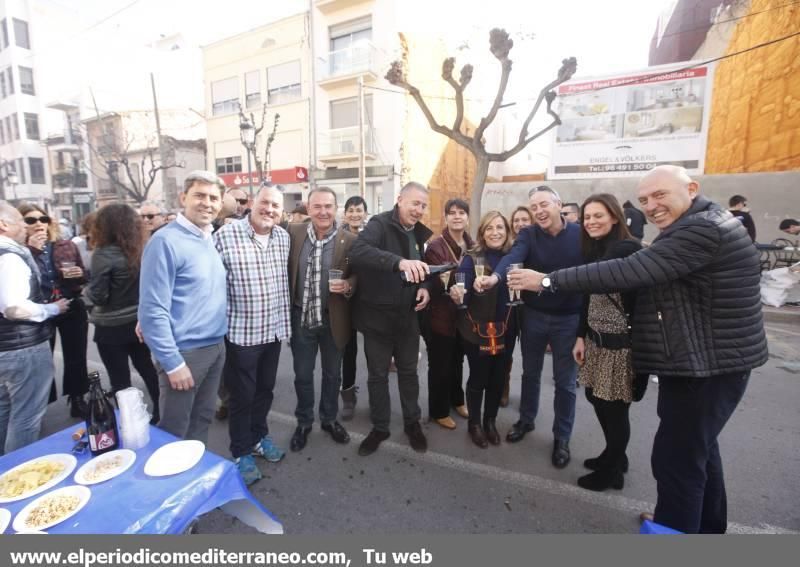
[474,29,515,148]
[518,57,576,145]
[441,58,473,134]
[488,89,562,161]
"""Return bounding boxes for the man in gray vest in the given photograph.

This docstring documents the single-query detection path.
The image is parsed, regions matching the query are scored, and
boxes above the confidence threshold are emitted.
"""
[0,201,68,455]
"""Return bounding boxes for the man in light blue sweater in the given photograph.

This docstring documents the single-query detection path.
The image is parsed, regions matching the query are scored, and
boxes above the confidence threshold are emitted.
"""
[139,171,228,442]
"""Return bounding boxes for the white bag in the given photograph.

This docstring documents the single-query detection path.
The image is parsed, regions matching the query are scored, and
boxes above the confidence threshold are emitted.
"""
[760,267,800,307]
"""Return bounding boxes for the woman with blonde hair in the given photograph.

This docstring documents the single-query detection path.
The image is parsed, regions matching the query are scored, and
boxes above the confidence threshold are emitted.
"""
[452,211,515,448]
[18,203,89,417]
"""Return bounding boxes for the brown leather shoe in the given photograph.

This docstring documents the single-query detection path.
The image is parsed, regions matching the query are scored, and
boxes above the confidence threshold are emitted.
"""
[468,423,488,448]
[639,512,654,523]
[433,416,457,430]
[454,405,469,419]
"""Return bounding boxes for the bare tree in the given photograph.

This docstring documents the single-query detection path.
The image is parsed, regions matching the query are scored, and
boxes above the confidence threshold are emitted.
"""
[84,126,184,204]
[238,104,280,182]
[386,28,577,225]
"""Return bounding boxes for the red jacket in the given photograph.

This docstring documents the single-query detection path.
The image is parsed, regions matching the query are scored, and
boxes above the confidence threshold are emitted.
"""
[424,229,474,337]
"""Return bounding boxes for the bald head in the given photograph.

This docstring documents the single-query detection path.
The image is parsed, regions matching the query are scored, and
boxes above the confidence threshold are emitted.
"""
[637,165,699,231]
[0,201,25,243]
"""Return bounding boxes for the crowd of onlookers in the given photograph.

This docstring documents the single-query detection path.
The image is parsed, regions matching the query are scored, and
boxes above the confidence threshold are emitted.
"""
[0,164,774,533]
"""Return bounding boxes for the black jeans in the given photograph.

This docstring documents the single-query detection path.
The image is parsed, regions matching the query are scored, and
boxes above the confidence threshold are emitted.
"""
[341,328,358,390]
[463,341,507,424]
[652,372,749,534]
[49,299,89,399]
[96,340,160,419]
[426,331,465,419]
[224,339,282,458]
[585,387,630,473]
[363,323,422,433]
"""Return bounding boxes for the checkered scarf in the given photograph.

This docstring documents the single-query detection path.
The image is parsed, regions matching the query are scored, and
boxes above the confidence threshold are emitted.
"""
[301,221,337,329]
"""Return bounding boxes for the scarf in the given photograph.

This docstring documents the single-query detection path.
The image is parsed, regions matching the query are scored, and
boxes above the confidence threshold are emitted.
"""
[301,222,337,329]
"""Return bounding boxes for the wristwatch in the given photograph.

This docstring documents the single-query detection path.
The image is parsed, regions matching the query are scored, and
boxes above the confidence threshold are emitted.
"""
[541,275,552,291]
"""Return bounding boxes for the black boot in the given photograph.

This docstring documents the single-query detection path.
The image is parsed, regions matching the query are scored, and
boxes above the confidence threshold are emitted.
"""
[466,388,483,426]
[584,451,629,473]
[483,417,501,445]
[577,468,624,492]
[69,395,88,419]
[468,423,488,448]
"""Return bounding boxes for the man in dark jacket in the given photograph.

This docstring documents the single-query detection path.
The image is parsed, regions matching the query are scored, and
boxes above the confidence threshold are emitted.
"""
[513,165,768,534]
[349,182,433,456]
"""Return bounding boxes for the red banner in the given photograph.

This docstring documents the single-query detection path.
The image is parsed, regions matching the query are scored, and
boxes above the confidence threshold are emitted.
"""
[218,167,308,188]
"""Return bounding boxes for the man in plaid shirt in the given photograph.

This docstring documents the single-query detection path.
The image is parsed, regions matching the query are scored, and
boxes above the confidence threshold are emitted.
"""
[214,184,291,485]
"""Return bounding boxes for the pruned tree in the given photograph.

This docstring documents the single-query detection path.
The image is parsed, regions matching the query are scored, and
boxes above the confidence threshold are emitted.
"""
[238,104,280,182]
[84,126,184,204]
[386,28,577,226]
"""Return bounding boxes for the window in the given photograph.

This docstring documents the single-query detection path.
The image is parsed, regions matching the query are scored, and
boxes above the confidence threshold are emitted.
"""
[6,68,13,94]
[0,70,5,98]
[10,113,19,140]
[3,117,10,142]
[211,77,238,116]
[329,17,372,51]
[18,66,34,95]
[329,17,372,76]
[0,119,5,144]
[267,60,301,105]
[330,95,373,129]
[245,71,260,108]
[24,113,39,140]
[0,19,8,49]
[215,156,242,174]
[13,19,29,49]
[29,157,45,184]
[17,158,25,184]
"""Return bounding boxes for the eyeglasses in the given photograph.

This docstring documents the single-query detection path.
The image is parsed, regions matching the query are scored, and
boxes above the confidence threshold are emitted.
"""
[24,216,51,225]
[235,198,248,206]
[140,214,162,220]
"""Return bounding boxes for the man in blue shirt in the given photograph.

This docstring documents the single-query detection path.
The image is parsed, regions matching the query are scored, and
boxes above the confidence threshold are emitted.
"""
[139,171,228,443]
[478,186,583,468]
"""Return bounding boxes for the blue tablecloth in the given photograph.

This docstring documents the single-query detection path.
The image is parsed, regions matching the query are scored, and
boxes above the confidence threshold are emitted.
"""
[0,424,282,534]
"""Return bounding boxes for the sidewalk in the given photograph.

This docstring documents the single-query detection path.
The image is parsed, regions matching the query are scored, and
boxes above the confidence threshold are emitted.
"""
[762,304,800,325]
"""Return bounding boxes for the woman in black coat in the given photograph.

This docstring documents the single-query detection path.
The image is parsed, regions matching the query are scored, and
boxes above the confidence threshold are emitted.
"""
[85,204,160,423]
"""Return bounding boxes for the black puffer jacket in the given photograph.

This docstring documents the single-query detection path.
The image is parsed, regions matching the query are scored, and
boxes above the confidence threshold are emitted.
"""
[349,207,433,337]
[550,196,768,378]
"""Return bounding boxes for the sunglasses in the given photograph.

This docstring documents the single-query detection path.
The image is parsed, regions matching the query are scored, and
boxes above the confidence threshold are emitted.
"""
[140,214,162,220]
[24,216,51,225]
[235,198,248,205]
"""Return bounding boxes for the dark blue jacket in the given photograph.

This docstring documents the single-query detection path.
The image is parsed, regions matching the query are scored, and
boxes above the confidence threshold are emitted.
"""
[494,222,584,314]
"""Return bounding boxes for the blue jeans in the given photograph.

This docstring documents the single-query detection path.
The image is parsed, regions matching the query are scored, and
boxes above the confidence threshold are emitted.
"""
[0,341,54,455]
[291,309,343,427]
[519,307,579,441]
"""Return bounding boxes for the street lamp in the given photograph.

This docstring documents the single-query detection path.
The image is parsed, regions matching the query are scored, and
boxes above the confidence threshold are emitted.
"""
[239,117,256,199]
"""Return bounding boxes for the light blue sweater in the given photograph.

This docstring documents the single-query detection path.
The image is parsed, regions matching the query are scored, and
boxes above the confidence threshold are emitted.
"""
[138,221,227,372]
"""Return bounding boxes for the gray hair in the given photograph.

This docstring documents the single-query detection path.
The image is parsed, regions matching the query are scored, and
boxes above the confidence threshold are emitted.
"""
[140,200,166,214]
[183,170,224,194]
[307,186,338,205]
[400,181,429,195]
[529,184,562,202]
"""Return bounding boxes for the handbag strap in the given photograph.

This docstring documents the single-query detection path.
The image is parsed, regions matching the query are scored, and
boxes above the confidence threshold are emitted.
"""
[465,305,513,337]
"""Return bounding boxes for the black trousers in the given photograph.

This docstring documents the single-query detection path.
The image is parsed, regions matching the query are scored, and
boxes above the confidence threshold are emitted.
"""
[463,341,507,424]
[224,339,282,458]
[425,331,465,419]
[585,387,630,473]
[48,299,89,399]
[96,340,161,419]
[341,328,358,390]
[363,323,422,432]
[652,372,749,534]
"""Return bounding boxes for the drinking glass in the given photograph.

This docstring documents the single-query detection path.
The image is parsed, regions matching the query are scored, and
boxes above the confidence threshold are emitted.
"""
[507,263,524,306]
[328,269,343,292]
[439,270,451,295]
[454,272,468,310]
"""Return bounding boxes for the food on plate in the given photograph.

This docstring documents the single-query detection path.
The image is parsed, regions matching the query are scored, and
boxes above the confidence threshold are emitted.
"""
[84,454,124,482]
[24,494,80,529]
[0,460,66,498]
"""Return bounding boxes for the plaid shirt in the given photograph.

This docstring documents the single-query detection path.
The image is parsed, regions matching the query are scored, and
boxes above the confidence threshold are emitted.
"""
[214,218,291,346]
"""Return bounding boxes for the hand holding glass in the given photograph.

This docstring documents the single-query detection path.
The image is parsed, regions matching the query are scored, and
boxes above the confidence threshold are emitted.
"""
[454,272,468,309]
[328,269,346,294]
[507,263,524,305]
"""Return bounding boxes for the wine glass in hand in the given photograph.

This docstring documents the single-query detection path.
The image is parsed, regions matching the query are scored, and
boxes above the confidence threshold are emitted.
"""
[507,263,524,306]
[454,272,468,310]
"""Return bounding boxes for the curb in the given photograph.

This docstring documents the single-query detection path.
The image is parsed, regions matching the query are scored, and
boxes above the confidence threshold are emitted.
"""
[762,306,800,325]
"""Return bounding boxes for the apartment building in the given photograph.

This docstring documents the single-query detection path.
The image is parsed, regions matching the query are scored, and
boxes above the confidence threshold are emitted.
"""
[0,0,49,204]
[45,101,93,222]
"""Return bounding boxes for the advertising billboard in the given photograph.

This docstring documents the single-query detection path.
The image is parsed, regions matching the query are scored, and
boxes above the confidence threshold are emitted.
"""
[548,62,715,179]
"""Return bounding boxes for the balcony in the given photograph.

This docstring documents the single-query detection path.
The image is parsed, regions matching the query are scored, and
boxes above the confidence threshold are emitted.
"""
[315,0,373,15]
[46,129,83,152]
[317,41,380,89]
[317,127,376,163]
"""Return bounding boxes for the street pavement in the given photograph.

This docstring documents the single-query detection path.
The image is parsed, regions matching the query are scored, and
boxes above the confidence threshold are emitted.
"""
[44,320,800,534]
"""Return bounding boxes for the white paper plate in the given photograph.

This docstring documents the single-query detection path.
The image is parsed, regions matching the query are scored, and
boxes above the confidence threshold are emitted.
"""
[0,508,10,533]
[74,450,136,486]
[144,440,205,477]
[12,485,91,532]
[0,454,77,504]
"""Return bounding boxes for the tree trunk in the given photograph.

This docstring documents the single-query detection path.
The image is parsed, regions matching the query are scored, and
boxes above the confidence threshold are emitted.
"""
[469,155,491,237]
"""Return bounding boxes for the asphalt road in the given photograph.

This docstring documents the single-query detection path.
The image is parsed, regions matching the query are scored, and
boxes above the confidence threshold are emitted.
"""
[43,320,800,534]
